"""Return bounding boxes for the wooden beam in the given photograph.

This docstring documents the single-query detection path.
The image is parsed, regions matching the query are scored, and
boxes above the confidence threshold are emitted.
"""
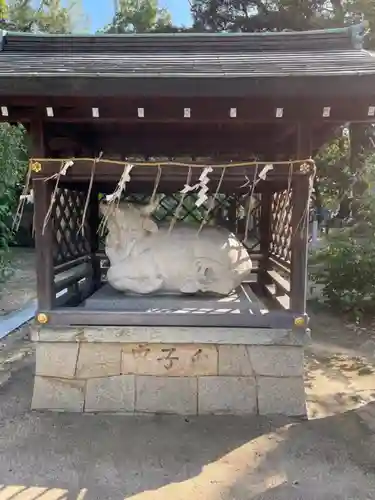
[41,308,298,329]
[0,74,375,100]
[30,120,56,310]
[1,97,375,124]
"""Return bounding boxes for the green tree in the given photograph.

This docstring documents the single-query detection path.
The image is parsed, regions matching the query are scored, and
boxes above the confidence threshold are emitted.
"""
[104,0,173,33]
[6,0,87,33]
[0,0,8,20]
[0,124,28,280]
[190,0,375,43]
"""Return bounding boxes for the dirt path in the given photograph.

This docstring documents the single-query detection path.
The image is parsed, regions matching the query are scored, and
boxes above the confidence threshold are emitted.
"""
[0,248,36,315]
[1,332,375,500]
[306,308,375,419]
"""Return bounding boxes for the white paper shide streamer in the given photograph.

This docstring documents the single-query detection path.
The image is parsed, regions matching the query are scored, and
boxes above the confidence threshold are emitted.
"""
[179,166,213,208]
[195,167,212,207]
[258,164,274,180]
[61,160,74,176]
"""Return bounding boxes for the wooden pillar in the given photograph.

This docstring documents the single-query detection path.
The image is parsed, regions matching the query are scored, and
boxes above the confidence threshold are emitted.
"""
[88,188,101,292]
[31,120,55,311]
[258,191,272,288]
[290,123,312,313]
[290,176,310,313]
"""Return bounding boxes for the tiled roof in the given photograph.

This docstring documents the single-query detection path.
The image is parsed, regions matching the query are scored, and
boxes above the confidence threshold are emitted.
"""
[0,50,374,77]
[0,23,374,79]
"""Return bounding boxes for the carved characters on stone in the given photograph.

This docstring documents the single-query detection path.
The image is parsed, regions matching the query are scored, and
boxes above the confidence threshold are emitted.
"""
[100,200,252,295]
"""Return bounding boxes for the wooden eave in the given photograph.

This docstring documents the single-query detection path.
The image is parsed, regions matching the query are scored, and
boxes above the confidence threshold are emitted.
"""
[0,23,374,98]
[1,74,375,99]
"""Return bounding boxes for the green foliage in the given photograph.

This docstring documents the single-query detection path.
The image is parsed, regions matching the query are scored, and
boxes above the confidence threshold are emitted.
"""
[314,131,352,210]
[0,123,28,281]
[310,233,375,319]
[190,0,375,46]
[104,0,173,34]
[0,0,8,19]
[314,126,375,211]
[6,0,87,33]
[310,158,375,319]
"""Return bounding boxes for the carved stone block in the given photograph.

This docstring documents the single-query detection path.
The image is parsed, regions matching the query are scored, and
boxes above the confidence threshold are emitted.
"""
[122,343,217,376]
[76,344,121,378]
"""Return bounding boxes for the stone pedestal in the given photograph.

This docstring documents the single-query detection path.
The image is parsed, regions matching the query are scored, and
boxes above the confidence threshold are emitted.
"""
[31,326,309,416]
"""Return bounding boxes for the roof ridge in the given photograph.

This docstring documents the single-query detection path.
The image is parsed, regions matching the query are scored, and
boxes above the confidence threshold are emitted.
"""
[1,23,365,37]
[0,22,368,53]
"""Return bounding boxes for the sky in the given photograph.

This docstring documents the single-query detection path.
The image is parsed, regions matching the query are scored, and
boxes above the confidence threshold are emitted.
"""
[82,0,192,32]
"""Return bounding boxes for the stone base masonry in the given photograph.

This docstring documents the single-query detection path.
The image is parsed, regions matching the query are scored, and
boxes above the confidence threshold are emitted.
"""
[31,326,308,416]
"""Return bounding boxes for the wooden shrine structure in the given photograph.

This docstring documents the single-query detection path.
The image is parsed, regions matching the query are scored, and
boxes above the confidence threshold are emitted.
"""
[1,22,374,332]
[3,22,375,416]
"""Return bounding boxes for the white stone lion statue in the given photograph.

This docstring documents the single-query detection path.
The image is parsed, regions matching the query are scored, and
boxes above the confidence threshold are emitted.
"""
[100,200,252,295]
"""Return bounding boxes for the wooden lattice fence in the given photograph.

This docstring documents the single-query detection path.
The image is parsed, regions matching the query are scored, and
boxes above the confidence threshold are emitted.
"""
[52,188,91,266]
[269,190,293,266]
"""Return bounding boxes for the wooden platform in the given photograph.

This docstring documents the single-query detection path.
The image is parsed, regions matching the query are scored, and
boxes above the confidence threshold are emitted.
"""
[83,283,268,315]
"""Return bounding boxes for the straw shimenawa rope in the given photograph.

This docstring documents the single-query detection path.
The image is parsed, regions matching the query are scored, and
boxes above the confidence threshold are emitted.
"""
[26,156,315,241]
[30,157,314,169]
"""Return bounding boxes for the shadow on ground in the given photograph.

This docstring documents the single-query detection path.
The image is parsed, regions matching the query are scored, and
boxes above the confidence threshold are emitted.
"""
[1,360,375,500]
